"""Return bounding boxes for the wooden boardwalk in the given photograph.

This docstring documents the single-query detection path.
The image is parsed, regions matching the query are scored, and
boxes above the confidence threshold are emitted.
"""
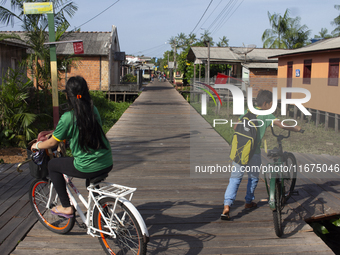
[6,80,340,254]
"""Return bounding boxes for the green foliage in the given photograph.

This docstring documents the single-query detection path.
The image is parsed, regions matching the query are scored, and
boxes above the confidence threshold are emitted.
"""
[262,8,310,49]
[90,91,131,133]
[0,68,37,147]
[122,73,137,83]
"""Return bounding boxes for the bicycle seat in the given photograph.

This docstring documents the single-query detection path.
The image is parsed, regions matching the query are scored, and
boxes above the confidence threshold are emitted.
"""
[86,173,108,186]
[267,147,281,158]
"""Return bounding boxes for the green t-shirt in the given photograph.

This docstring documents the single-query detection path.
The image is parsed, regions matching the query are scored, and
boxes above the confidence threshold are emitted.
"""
[240,108,277,154]
[53,106,113,173]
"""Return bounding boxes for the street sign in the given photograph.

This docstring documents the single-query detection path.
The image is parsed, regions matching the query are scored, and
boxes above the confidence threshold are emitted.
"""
[23,2,53,14]
[73,41,84,54]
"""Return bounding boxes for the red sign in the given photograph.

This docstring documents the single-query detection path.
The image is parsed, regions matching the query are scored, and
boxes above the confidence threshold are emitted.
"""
[215,73,229,84]
[73,42,84,54]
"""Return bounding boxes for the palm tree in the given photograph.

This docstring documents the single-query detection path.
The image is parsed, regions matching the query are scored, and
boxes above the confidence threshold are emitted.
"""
[200,30,214,46]
[0,0,78,90]
[217,36,229,47]
[331,5,340,37]
[314,28,332,39]
[262,9,290,48]
[284,16,310,49]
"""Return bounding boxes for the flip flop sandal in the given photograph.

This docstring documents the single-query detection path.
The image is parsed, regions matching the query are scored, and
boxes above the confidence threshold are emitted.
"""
[51,207,74,218]
[220,213,230,221]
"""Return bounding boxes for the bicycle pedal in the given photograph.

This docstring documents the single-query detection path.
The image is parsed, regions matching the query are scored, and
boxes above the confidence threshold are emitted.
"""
[75,220,87,229]
[291,190,299,196]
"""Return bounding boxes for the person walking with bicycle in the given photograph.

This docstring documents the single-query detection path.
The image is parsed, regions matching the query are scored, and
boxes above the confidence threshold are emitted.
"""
[221,90,302,220]
[31,76,113,218]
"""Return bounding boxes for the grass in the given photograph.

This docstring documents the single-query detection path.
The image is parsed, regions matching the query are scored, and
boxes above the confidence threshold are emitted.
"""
[191,101,340,156]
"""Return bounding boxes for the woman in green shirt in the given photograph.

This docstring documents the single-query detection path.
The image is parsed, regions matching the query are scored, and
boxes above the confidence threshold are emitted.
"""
[31,76,113,218]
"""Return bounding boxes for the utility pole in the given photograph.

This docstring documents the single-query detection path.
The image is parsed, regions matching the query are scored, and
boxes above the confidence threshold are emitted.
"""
[207,40,210,85]
[174,43,177,85]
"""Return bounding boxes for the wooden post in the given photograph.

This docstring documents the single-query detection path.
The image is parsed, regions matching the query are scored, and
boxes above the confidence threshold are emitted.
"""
[316,110,320,127]
[307,108,312,123]
[325,112,329,131]
[300,109,304,122]
[335,114,339,133]
[123,92,126,102]
[294,105,298,119]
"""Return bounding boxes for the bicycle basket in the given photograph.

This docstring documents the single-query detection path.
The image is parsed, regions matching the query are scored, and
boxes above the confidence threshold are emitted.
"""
[27,149,49,180]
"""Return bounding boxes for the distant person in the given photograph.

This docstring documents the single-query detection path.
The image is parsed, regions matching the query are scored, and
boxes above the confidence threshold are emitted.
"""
[221,90,302,220]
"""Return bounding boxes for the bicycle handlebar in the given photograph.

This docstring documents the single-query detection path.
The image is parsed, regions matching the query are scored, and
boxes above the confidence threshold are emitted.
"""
[270,126,305,139]
[271,126,290,139]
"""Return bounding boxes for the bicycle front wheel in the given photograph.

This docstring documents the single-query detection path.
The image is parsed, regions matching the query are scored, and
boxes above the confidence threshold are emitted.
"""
[93,197,147,255]
[272,180,283,237]
[282,152,297,202]
[28,179,75,234]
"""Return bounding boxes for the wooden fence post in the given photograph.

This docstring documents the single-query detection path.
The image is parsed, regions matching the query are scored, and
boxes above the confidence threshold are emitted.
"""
[325,112,329,131]
[335,114,339,133]
[316,110,320,127]
[294,106,298,119]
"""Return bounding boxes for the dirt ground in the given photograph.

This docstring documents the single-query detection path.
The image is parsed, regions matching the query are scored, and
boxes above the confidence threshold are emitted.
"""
[0,147,28,164]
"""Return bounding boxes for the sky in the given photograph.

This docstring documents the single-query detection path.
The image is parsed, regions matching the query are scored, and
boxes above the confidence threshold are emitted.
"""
[1,0,339,58]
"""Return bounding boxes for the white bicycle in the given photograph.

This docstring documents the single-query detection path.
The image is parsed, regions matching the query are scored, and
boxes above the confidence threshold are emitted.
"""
[28,172,149,255]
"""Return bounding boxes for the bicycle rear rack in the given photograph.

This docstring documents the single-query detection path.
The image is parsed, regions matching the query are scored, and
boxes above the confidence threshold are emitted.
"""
[87,183,136,201]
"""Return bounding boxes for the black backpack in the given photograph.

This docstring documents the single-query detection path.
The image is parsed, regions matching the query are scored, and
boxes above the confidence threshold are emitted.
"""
[229,110,259,165]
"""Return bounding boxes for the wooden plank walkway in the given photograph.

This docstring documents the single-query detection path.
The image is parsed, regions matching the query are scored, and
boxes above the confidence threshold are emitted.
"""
[9,80,339,254]
[0,163,37,255]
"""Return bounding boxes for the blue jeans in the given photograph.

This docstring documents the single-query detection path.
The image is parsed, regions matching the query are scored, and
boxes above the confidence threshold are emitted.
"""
[224,153,261,206]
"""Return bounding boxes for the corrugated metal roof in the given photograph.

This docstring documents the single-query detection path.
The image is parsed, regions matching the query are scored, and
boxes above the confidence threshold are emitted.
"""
[268,36,340,58]
[57,32,111,55]
[187,47,287,63]
[242,62,278,69]
[0,31,113,55]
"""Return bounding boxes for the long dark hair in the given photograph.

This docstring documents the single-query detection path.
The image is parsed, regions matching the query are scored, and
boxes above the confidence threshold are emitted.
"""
[65,76,109,152]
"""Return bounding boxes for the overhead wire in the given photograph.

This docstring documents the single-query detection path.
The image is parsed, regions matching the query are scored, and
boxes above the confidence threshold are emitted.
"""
[211,0,242,35]
[191,0,214,34]
[207,0,233,32]
[73,0,120,31]
[197,0,223,32]
[131,43,169,56]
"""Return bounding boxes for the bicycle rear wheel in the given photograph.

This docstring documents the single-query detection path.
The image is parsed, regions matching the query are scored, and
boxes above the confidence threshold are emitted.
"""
[282,152,297,202]
[93,197,147,255]
[29,179,75,234]
[272,180,283,237]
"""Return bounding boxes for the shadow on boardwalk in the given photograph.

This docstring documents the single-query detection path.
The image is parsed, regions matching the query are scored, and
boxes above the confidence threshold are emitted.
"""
[9,80,339,254]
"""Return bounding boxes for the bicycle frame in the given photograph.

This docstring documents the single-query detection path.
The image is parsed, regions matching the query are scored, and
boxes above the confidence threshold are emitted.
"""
[265,127,290,211]
[45,174,145,239]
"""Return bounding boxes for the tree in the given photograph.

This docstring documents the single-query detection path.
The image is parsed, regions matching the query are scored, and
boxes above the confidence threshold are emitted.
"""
[314,28,332,39]
[0,0,78,90]
[331,5,340,37]
[200,30,214,46]
[284,16,310,49]
[217,36,229,47]
[262,8,310,49]
[262,9,290,48]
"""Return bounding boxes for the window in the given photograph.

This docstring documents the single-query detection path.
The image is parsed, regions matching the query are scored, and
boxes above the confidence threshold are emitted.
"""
[303,59,312,84]
[328,58,339,86]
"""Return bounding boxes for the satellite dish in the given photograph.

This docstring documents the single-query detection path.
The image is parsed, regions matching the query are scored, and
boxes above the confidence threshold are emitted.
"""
[230,44,256,63]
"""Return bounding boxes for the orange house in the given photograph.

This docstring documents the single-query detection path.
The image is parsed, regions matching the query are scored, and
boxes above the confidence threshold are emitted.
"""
[269,37,340,131]
[269,37,340,115]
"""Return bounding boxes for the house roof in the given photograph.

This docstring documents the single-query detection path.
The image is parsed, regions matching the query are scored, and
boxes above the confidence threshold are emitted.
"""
[268,36,340,58]
[0,27,119,56]
[57,31,112,55]
[242,62,278,69]
[0,31,29,48]
[187,47,287,65]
